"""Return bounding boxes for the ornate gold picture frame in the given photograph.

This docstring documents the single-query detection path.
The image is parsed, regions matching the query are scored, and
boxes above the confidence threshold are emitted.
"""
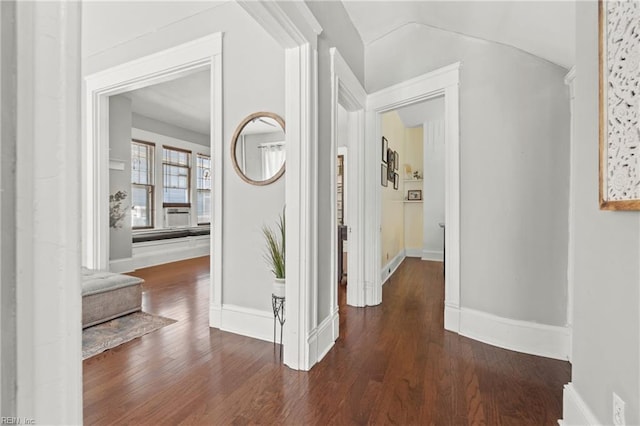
[599,1,640,210]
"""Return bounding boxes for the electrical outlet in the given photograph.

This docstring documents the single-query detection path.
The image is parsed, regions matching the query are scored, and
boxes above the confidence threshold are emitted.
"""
[613,392,625,426]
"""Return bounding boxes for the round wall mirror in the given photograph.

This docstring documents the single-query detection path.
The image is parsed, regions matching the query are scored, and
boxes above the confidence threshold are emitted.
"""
[231,112,285,185]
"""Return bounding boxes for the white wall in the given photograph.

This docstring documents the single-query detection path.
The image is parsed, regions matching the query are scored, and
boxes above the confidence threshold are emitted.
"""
[366,22,570,326]
[422,120,445,260]
[0,0,17,414]
[83,1,285,313]
[109,95,133,261]
[564,2,640,424]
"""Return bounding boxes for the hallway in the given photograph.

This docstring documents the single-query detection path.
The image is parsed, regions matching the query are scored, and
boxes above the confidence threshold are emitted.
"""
[83,256,570,425]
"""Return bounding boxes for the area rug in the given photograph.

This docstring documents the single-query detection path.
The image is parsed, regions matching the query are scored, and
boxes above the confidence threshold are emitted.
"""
[82,312,176,360]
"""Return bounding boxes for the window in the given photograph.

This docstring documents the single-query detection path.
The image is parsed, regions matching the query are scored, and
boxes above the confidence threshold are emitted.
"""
[162,146,191,207]
[131,140,154,229]
[196,154,211,225]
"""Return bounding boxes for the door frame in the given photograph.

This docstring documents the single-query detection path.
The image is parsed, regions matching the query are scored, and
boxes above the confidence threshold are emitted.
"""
[83,33,224,328]
[365,63,461,329]
[330,48,367,308]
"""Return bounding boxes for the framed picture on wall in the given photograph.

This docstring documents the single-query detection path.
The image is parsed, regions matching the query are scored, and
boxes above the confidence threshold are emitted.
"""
[387,148,394,171]
[599,1,640,210]
[381,164,388,187]
[393,173,399,190]
[382,137,388,163]
[388,161,395,181]
[407,190,422,200]
[393,151,399,170]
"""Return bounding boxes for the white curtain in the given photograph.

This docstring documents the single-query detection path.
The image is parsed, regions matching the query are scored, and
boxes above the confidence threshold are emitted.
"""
[260,142,285,179]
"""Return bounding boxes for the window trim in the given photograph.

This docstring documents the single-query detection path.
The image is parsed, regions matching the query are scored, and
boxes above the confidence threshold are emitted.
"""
[131,140,155,230]
[196,153,212,225]
[162,145,192,208]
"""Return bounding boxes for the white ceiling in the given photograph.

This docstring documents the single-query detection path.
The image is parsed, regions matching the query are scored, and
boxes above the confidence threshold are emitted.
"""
[396,96,445,128]
[341,1,575,69]
[124,69,211,136]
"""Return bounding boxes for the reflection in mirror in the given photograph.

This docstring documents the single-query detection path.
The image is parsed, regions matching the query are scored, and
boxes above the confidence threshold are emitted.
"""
[231,112,285,185]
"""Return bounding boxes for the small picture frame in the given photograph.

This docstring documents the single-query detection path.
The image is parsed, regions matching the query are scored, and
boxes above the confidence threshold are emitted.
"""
[393,173,399,190]
[407,190,422,201]
[381,164,388,187]
[393,151,399,170]
[388,162,395,181]
[382,137,388,163]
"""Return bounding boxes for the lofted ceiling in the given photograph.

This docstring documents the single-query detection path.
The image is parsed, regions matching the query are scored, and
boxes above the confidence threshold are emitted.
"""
[117,2,574,136]
[124,69,211,136]
[341,1,575,69]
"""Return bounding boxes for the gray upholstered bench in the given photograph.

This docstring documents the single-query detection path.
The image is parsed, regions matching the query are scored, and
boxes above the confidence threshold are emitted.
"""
[81,268,143,328]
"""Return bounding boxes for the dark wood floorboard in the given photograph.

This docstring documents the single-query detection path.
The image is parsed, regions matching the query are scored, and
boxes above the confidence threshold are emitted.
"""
[83,256,570,425]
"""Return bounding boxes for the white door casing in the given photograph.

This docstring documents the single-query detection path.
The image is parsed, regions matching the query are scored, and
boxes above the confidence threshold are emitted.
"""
[365,63,461,324]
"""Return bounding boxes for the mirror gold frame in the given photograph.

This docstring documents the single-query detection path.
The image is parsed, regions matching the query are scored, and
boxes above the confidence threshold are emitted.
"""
[230,111,286,186]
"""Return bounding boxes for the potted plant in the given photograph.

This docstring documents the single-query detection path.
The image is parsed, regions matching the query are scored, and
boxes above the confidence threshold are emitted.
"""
[262,209,285,297]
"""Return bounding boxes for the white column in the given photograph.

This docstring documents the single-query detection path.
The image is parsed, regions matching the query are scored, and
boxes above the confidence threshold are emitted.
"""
[284,43,317,370]
[15,1,83,423]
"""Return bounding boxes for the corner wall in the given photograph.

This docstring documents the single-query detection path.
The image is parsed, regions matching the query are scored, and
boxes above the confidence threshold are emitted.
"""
[563,2,640,424]
[366,22,570,328]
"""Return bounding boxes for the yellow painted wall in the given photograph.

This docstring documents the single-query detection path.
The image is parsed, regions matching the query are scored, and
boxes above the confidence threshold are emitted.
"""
[381,111,405,266]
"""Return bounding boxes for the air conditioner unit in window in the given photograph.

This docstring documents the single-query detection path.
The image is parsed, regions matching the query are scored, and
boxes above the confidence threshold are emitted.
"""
[164,207,190,228]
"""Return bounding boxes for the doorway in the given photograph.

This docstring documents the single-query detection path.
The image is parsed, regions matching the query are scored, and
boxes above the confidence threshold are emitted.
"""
[330,48,367,311]
[363,63,461,331]
[83,32,223,335]
[379,97,445,285]
[337,145,348,287]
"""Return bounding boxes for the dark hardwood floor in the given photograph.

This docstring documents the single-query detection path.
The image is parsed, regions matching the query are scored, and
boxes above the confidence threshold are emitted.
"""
[83,256,570,425]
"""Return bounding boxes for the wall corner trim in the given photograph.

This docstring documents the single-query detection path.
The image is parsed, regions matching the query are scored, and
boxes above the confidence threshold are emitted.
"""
[561,383,600,426]
[448,306,570,361]
[238,1,322,49]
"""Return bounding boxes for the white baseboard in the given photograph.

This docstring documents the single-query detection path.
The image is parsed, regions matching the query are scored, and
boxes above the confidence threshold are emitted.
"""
[421,249,444,262]
[444,303,460,332]
[561,383,600,425]
[405,248,423,258]
[381,249,406,285]
[109,257,135,273]
[217,304,274,343]
[447,306,570,361]
[309,309,339,365]
[209,304,222,329]
[127,235,209,270]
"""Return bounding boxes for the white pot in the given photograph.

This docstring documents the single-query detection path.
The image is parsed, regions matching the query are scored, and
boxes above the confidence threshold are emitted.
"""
[272,278,285,298]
